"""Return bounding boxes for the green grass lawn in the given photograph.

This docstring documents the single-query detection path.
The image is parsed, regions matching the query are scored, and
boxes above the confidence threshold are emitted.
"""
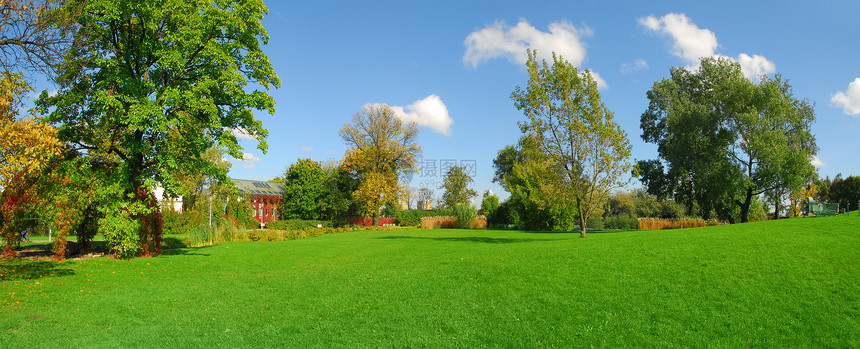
[2,216,858,347]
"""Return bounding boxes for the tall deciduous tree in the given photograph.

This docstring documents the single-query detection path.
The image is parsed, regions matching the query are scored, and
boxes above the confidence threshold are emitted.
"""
[638,57,817,223]
[440,165,477,208]
[281,158,327,220]
[38,0,279,257]
[511,50,631,238]
[0,0,74,75]
[339,104,421,225]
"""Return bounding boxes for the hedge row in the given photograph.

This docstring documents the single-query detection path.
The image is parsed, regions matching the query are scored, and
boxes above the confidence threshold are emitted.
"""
[265,219,332,231]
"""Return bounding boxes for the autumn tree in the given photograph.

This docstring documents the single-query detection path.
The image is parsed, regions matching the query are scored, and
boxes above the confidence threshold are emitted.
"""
[38,0,279,257]
[638,57,817,223]
[339,104,421,225]
[511,50,632,238]
[440,165,477,208]
[0,0,70,186]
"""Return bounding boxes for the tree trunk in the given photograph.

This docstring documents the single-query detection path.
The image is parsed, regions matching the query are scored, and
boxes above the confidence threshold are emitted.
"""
[774,199,781,220]
[739,188,753,223]
[373,213,379,227]
[577,198,586,238]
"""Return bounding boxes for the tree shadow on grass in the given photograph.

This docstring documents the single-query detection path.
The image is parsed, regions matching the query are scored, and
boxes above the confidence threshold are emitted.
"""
[376,236,563,244]
[0,259,75,281]
[158,244,213,257]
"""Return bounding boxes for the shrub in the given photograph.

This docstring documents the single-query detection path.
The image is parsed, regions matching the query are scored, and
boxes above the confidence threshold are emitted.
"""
[419,215,487,229]
[604,216,639,230]
[395,209,452,227]
[266,219,331,231]
[452,203,477,229]
[637,218,716,230]
[420,216,457,229]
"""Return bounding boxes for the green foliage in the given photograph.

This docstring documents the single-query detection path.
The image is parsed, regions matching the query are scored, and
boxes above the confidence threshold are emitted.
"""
[265,219,332,231]
[36,0,279,256]
[395,209,452,227]
[224,198,257,229]
[827,175,860,212]
[604,216,639,230]
[480,195,500,216]
[492,145,524,191]
[340,104,422,221]
[99,207,142,259]
[638,57,817,223]
[511,50,631,237]
[451,203,477,229]
[281,159,328,220]
[606,189,688,220]
[440,165,477,208]
[487,198,520,228]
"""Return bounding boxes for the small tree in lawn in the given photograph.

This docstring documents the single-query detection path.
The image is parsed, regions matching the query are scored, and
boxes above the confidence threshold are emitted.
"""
[440,165,477,208]
[511,50,632,238]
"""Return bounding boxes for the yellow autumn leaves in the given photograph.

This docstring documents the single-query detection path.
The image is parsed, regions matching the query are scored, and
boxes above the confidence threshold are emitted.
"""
[0,71,63,186]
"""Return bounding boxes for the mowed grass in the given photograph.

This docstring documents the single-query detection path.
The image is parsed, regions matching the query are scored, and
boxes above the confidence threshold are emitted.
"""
[2,217,858,347]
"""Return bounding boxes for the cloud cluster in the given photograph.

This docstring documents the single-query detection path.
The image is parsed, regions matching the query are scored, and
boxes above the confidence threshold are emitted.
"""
[464,20,592,68]
[376,94,454,136]
[640,13,776,80]
[621,59,649,74]
[223,152,262,170]
[463,19,607,89]
[832,78,860,116]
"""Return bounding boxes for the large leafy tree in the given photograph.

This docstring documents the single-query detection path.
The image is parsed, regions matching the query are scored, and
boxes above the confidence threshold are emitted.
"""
[339,104,421,225]
[38,0,279,257]
[638,57,817,223]
[511,50,631,238]
[830,175,860,212]
[440,165,477,208]
[281,158,327,220]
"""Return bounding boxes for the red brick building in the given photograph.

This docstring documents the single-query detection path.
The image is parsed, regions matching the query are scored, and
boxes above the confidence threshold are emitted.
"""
[232,178,283,224]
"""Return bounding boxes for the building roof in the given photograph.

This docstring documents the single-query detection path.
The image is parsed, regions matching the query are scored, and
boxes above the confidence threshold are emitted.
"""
[232,178,284,197]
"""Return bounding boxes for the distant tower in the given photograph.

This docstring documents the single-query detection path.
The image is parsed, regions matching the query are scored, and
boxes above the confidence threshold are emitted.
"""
[482,189,495,200]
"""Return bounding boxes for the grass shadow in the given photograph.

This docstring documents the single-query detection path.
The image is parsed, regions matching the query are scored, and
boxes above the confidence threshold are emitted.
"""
[376,236,563,244]
[158,244,213,257]
[0,259,75,281]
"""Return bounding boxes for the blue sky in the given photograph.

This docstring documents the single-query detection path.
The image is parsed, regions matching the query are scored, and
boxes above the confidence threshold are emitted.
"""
[222,0,860,203]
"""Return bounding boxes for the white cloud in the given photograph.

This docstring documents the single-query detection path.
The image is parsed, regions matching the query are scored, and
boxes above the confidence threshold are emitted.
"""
[301,145,314,152]
[737,54,776,81]
[242,152,261,162]
[640,13,718,65]
[621,59,649,74]
[464,19,592,68]
[227,127,256,140]
[832,78,860,116]
[586,71,608,90]
[464,19,609,89]
[241,163,256,170]
[640,13,775,80]
[376,94,454,136]
[811,155,826,167]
